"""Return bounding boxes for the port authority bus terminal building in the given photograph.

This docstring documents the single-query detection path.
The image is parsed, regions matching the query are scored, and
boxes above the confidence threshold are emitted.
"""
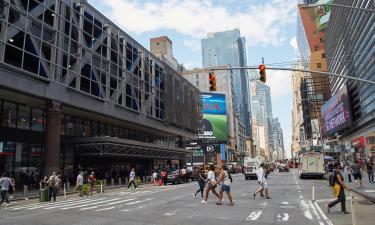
[0,0,201,184]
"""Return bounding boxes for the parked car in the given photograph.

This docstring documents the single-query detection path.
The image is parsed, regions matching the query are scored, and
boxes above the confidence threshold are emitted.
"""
[167,169,181,184]
[278,164,289,172]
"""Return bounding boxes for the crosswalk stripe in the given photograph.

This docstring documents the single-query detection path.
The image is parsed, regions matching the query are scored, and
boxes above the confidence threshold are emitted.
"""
[79,198,136,211]
[61,198,122,210]
[125,198,153,206]
[43,198,106,209]
[96,206,115,211]
[11,198,86,210]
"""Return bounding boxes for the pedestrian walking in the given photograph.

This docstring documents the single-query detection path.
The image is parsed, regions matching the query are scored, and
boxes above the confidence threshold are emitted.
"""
[326,162,351,214]
[215,165,234,206]
[76,171,84,197]
[0,173,14,207]
[351,160,363,188]
[193,166,206,198]
[253,163,271,199]
[366,159,374,183]
[161,169,167,186]
[201,165,220,204]
[47,172,58,202]
[127,168,136,190]
[152,170,158,186]
[344,162,352,183]
[88,172,96,196]
[8,175,15,199]
[180,167,187,183]
[55,175,62,198]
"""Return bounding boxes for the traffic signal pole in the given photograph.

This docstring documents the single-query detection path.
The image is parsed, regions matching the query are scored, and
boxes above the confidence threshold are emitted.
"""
[208,66,375,85]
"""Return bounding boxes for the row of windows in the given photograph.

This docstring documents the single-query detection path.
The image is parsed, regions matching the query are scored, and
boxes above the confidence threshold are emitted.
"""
[61,114,177,148]
[0,99,45,132]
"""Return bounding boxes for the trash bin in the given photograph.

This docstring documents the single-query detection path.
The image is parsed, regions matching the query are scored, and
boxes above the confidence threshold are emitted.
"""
[39,188,49,202]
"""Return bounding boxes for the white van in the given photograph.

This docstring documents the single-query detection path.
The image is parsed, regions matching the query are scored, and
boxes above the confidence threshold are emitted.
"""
[244,156,264,180]
[298,152,325,179]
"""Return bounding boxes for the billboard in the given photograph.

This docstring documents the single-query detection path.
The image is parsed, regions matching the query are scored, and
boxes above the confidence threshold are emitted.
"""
[198,93,228,142]
[321,86,352,136]
[304,0,333,31]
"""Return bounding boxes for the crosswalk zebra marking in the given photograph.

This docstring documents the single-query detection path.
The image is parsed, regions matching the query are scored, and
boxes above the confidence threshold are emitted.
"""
[61,198,122,210]
[125,198,153,206]
[96,206,115,212]
[44,198,106,209]
[79,198,136,211]
[11,198,85,210]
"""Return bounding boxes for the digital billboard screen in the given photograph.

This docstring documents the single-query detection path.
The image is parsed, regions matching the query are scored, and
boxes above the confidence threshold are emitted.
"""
[321,86,352,136]
[198,93,228,142]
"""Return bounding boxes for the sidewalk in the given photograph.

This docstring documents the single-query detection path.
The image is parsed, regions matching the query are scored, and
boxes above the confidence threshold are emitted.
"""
[347,172,375,201]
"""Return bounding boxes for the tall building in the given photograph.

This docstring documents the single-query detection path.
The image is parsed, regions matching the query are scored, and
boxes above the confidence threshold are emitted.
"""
[0,0,200,183]
[249,79,273,160]
[150,36,183,72]
[269,118,285,161]
[324,0,375,159]
[296,4,331,151]
[201,29,252,163]
[182,66,247,163]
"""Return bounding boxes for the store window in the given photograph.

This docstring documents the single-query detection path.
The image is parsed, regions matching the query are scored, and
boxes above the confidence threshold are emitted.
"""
[17,105,31,130]
[31,108,44,132]
[0,141,16,176]
[83,120,91,137]
[2,101,17,128]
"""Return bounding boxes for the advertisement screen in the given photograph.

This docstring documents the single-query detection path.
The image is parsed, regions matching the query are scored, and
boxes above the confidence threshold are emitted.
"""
[321,86,352,136]
[198,93,228,142]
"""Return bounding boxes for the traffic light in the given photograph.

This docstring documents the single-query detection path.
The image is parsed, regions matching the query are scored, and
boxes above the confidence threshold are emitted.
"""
[209,72,217,91]
[259,64,266,83]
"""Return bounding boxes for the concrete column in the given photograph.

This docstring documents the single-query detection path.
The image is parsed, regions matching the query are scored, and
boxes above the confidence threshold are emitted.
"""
[44,101,61,176]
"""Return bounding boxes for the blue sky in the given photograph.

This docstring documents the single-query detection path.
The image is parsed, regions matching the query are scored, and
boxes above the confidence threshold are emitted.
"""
[90,0,299,158]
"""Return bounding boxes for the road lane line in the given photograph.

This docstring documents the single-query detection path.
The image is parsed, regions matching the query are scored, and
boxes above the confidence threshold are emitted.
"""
[96,206,115,211]
[246,210,262,221]
[61,198,121,210]
[79,198,136,211]
[313,201,334,225]
[44,198,106,209]
[125,198,153,206]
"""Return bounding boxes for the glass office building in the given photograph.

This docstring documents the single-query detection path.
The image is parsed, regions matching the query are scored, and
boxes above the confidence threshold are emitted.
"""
[0,0,201,185]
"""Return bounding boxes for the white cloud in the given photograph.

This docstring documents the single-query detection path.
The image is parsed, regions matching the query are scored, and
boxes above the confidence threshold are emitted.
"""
[290,36,298,52]
[267,70,292,101]
[102,0,297,47]
[183,38,201,52]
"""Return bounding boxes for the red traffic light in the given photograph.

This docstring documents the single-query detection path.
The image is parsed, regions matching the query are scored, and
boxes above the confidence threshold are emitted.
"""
[208,72,217,91]
[259,64,266,83]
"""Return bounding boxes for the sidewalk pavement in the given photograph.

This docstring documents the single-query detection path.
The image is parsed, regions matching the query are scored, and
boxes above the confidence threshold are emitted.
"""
[347,172,375,201]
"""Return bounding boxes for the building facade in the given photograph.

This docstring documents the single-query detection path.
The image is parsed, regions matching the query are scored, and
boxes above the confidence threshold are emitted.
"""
[0,0,201,185]
[201,28,252,143]
[269,118,285,161]
[249,79,273,160]
[324,0,375,159]
[182,66,252,164]
[296,4,331,152]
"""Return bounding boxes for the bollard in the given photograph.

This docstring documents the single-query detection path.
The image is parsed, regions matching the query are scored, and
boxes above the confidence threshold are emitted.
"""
[119,177,122,186]
[142,176,146,183]
[100,180,103,195]
[23,185,29,200]
[67,181,71,191]
[111,178,114,186]
[125,177,129,185]
[351,193,357,225]
[312,182,315,202]
[63,184,67,200]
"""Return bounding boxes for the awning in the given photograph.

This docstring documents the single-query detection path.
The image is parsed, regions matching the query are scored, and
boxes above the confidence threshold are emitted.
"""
[62,136,193,159]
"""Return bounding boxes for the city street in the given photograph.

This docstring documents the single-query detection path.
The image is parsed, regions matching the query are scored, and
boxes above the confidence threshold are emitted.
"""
[1,170,361,225]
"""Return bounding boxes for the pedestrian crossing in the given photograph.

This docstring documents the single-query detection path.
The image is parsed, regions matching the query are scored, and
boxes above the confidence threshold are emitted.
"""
[8,196,154,213]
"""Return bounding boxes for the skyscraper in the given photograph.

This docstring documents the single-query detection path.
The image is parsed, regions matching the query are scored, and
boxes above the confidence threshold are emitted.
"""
[201,29,252,163]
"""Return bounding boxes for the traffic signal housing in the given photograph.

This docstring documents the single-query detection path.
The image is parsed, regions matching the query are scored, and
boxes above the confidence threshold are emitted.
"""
[259,64,266,83]
[209,72,217,91]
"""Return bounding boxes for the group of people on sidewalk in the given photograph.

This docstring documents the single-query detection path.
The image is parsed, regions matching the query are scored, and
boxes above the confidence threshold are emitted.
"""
[341,158,374,187]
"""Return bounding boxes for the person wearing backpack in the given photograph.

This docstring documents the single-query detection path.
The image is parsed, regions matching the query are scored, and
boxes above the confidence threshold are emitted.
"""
[47,172,57,202]
[326,162,350,214]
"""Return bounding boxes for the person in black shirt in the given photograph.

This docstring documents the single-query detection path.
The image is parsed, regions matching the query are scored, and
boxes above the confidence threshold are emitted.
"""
[366,159,374,183]
[193,166,206,198]
[327,162,351,214]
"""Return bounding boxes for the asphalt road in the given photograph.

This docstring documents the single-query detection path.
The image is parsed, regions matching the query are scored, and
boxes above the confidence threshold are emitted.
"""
[0,170,362,225]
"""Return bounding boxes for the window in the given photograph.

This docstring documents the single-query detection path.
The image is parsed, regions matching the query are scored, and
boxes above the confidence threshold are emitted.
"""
[31,108,44,131]
[314,45,319,51]
[2,101,17,128]
[317,63,322,69]
[322,53,326,59]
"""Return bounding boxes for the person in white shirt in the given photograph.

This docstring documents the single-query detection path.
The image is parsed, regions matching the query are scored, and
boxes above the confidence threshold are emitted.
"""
[253,163,271,199]
[201,164,220,204]
[127,168,136,189]
[214,165,233,206]
[152,171,158,186]
[76,171,84,197]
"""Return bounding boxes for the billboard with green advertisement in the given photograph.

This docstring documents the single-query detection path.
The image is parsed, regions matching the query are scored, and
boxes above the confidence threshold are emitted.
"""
[307,0,333,31]
[198,93,228,142]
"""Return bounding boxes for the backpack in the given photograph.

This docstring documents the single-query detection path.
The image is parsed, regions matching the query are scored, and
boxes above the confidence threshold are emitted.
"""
[328,172,335,187]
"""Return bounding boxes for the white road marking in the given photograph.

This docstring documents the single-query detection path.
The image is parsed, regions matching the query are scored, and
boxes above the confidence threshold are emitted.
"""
[300,200,313,220]
[79,198,136,211]
[96,206,115,211]
[282,202,289,205]
[125,198,153,205]
[246,210,262,221]
[62,198,121,210]
[44,198,106,209]
[11,198,85,210]
[364,190,375,193]
[163,210,178,216]
[277,213,289,222]
[299,195,303,199]
[313,201,334,225]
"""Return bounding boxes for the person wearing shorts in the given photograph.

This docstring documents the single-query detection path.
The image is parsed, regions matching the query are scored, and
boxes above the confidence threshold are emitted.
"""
[351,160,363,188]
[215,165,233,206]
[253,163,271,199]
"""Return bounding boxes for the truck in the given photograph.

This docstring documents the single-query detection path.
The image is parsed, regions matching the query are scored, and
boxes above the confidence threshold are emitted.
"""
[298,152,325,179]
[244,156,264,180]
